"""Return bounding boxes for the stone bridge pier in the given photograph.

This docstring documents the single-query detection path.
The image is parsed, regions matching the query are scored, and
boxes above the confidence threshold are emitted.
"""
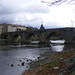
[63,28,75,44]
[7,31,22,43]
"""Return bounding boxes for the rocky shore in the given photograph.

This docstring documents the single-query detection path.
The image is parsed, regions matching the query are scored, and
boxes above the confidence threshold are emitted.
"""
[58,55,75,75]
[23,49,75,75]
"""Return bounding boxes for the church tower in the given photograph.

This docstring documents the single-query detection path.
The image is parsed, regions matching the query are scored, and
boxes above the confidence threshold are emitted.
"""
[40,22,45,30]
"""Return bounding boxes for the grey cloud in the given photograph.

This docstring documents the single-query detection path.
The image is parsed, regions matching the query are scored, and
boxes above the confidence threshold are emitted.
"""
[0,4,24,14]
[0,0,28,14]
[25,3,50,13]
[0,0,51,28]
[0,14,16,24]
[0,0,43,15]
[0,0,50,14]
[0,6,13,14]
[14,16,43,27]
[44,21,63,29]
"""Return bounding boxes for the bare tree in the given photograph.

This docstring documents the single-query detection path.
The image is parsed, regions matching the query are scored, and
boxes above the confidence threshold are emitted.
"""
[41,0,75,6]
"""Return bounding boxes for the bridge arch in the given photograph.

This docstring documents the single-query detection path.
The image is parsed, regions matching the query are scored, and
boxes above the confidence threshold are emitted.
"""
[26,33,40,42]
[11,34,21,42]
[46,31,64,41]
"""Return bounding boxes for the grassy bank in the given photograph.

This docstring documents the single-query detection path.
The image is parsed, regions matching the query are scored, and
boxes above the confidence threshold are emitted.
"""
[23,49,75,75]
[50,36,63,40]
[31,37,40,41]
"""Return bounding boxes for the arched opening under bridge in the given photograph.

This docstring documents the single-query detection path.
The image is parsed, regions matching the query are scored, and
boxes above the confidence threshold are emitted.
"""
[46,32,64,42]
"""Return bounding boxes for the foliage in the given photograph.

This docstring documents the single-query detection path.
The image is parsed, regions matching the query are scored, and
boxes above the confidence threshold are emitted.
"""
[37,49,75,75]
[23,49,75,75]
[37,60,60,75]
[60,49,75,58]
[41,0,75,6]
[31,37,40,41]
[50,36,63,40]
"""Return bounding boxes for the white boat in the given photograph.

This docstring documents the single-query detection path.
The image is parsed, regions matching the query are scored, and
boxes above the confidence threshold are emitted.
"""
[50,40,65,44]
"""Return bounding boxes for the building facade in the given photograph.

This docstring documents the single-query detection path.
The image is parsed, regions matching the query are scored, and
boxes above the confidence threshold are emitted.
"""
[0,23,27,34]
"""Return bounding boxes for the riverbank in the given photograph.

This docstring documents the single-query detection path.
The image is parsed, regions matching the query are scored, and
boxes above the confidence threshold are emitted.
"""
[23,48,75,75]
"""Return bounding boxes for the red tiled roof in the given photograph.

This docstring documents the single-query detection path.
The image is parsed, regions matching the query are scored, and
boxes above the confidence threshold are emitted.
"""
[8,24,26,27]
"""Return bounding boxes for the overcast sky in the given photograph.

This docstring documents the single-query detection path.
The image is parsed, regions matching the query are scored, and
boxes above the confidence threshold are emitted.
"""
[0,0,75,28]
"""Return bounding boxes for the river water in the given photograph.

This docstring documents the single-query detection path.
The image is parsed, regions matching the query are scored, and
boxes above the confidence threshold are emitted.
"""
[0,40,74,75]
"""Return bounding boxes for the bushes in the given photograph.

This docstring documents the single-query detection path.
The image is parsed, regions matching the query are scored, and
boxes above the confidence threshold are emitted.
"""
[50,36,63,40]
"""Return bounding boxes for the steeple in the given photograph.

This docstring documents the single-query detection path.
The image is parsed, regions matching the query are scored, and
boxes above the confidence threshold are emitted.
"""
[40,22,45,30]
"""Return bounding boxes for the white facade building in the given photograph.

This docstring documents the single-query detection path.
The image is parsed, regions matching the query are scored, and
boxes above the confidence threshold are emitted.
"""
[0,23,26,34]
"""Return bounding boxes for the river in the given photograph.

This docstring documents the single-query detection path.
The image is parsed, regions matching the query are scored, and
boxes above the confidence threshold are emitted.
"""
[0,40,74,75]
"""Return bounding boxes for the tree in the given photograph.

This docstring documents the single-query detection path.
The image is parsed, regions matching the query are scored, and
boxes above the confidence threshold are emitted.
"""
[41,0,75,6]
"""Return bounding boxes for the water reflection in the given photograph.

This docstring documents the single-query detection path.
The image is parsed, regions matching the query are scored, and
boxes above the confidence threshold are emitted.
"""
[50,40,65,44]
[0,45,49,75]
[50,44,65,52]
[50,40,65,52]
[31,41,39,43]
[0,40,66,75]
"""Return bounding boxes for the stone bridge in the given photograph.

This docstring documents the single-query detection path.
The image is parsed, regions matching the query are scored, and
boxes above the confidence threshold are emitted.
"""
[2,27,75,44]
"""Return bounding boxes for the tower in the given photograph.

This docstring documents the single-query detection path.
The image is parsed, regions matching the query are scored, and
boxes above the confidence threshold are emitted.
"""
[40,22,45,30]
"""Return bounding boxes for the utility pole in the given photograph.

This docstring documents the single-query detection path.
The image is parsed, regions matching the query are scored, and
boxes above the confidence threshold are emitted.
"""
[71,20,73,28]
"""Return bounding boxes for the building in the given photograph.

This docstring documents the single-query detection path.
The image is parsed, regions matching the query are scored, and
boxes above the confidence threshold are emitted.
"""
[40,23,45,30]
[0,23,38,39]
[0,23,27,39]
[0,23,27,34]
[26,26,38,30]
